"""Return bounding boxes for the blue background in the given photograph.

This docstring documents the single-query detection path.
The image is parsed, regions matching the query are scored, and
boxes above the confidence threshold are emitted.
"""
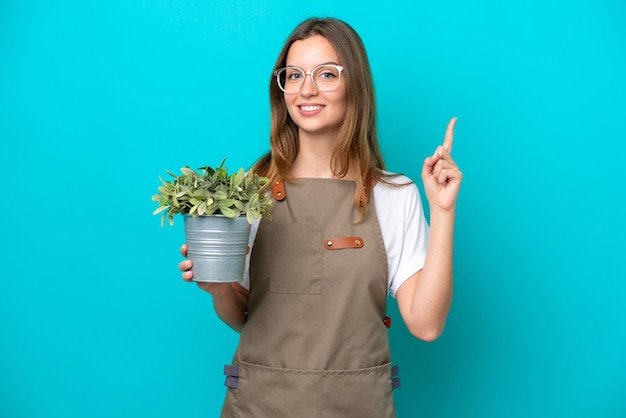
[2,1,625,417]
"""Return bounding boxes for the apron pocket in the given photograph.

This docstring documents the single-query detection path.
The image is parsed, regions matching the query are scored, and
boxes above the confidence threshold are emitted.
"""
[236,361,323,418]
[233,361,395,418]
[269,222,322,295]
[322,363,395,418]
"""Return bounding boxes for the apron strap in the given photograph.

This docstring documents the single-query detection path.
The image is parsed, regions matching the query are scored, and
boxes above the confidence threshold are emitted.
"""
[274,178,371,206]
[391,364,401,390]
[223,364,240,389]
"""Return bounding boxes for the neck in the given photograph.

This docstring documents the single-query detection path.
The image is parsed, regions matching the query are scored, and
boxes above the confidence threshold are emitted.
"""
[290,130,352,179]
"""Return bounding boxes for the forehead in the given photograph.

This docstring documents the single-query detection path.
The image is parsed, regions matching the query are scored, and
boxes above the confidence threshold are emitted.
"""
[286,35,340,68]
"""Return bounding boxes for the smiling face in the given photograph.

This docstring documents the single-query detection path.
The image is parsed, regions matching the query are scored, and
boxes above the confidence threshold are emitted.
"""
[283,35,348,140]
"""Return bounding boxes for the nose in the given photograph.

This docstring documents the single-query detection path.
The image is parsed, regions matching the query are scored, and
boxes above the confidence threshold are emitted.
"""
[300,72,318,97]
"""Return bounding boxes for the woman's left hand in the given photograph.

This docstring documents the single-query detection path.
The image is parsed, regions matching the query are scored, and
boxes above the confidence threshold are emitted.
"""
[422,117,463,212]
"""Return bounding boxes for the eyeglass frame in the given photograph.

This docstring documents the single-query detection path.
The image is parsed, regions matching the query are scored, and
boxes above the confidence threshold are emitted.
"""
[273,64,345,93]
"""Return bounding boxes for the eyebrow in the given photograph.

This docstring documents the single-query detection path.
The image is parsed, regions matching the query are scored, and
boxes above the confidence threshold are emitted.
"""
[285,61,341,68]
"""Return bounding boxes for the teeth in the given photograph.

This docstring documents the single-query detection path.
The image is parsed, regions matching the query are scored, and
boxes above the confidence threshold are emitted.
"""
[300,105,323,111]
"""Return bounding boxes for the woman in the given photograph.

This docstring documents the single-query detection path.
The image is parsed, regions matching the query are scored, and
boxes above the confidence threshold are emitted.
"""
[179,17,462,417]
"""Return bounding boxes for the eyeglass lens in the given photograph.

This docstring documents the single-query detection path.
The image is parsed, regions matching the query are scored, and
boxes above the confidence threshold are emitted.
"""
[277,65,341,93]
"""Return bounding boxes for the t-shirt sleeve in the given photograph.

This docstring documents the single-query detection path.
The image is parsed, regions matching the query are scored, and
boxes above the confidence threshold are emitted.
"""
[374,176,430,298]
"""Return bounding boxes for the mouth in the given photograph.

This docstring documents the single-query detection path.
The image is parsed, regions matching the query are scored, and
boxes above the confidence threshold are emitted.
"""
[298,105,324,112]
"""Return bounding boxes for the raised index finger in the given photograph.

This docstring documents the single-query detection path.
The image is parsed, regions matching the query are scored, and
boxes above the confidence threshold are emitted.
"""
[443,117,457,153]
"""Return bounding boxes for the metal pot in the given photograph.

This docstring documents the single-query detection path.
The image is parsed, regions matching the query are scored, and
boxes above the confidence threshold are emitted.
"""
[183,214,250,282]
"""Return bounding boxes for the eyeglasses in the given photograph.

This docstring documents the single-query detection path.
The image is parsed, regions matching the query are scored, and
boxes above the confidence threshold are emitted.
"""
[274,64,344,93]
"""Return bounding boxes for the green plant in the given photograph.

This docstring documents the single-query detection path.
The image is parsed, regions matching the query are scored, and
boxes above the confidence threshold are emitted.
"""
[152,159,272,226]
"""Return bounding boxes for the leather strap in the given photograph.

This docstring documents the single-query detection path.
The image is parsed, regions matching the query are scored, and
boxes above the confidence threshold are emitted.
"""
[272,179,286,201]
[324,237,364,250]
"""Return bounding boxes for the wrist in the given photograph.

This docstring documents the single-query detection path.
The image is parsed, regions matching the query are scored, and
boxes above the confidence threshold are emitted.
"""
[429,206,456,221]
[197,282,230,298]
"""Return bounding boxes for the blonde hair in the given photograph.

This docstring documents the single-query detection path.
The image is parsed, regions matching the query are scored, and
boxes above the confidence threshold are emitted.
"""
[254,17,391,221]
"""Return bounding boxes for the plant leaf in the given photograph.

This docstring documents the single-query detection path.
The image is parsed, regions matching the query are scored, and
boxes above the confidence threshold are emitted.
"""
[213,191,227,200]
[219,206,236,218]
[198,201,207,215]
[152,206,169,215]
[218,199,236,208]
[181,167,195,177]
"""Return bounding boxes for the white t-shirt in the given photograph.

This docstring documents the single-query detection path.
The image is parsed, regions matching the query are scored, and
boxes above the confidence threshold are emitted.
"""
[241,174,430,298]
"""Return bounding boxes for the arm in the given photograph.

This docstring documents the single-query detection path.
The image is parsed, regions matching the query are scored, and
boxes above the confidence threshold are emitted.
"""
[396,117,462,342]
[396,209,455,341]
[179,244,248,333]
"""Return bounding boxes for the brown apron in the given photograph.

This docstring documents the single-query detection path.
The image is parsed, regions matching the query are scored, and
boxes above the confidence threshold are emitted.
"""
[221,178,399,417]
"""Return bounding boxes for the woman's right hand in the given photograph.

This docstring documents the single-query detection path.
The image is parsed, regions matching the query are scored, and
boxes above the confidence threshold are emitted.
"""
[179,244,230,296]
[179,244,194,280]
